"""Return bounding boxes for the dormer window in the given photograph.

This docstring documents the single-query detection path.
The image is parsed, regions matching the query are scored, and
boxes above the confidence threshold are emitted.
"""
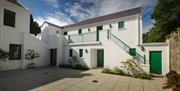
[4,9,16,27]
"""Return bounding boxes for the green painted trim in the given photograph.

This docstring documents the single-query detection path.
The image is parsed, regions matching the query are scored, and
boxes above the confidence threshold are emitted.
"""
[144,55,146,64]
[96,30,99,41]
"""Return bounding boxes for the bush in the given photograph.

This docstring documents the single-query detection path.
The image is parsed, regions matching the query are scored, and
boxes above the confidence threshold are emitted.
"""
[112,67,125,75]
[59,64,89,70]
[163,70,178,88]
[102,67,125,75]
[75,64,89,70]
[132,72,151,79]
[102,68,113,74]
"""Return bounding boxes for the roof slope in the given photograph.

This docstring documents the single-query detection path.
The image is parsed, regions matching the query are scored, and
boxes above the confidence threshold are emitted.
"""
[63,7,141,29]
[6,0,27,9]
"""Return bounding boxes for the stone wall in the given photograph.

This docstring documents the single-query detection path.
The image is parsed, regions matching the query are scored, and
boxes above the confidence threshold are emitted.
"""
[168,31,180,73]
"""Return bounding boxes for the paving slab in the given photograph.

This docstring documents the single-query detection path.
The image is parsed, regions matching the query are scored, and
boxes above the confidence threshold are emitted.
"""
[0,67,172,91]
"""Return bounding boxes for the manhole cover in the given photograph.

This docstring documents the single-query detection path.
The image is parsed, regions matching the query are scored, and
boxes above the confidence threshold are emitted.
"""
[43,72,48,74]
[92,80,98,83]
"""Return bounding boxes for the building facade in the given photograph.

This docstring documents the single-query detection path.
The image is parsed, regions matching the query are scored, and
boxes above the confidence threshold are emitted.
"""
[41,8,169,75]
[0,0,170,75]
[0,0,50,71]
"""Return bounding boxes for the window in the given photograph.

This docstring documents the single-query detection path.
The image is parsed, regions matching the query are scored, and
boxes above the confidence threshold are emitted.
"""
[118,21,124,29]
[64,32,67,35]
[69,49,73,57]
[4,9,16,27]
[9,44,21,60]
[97,25,103,31]
[78,29,82,34]
[79,49,83,57]
[56,31,59,34]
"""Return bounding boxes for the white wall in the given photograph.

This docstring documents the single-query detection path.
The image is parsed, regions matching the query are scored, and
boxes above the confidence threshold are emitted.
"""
[22,34,50,68]
[0,30,23,71]
[137,44,170,75]
[0,0,30,33]
[40,23,64,66]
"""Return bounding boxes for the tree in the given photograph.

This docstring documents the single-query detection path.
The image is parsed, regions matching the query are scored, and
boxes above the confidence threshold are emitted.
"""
[30,14,41,36]
[25,49,40,64]
[144,0,180,42]
[0,49,9,61]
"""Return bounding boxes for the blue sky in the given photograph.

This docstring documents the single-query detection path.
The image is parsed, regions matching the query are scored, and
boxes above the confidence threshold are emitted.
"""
[18,0,158,32]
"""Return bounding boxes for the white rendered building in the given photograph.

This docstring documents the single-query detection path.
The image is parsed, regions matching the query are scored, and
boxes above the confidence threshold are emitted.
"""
[0,0,169,75]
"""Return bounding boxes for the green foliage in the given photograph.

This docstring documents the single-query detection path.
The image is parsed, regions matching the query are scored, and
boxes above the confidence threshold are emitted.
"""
[59,55,89,70]
[67,56,80,67]
[30,14,41,36]
[59,64,89,70]
[102,67,124,75]
[163,70,178,88]
[0,49,9,61]
[112,67,125,75]
[121,59,138,74]
[144,0,180,42]
[132,72,151,79]
[25,49,40,63]
[102,68,114,74]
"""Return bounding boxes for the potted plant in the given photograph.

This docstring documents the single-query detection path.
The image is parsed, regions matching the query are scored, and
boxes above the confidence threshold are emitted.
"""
[25,49,40,69]
[163,70,180,91]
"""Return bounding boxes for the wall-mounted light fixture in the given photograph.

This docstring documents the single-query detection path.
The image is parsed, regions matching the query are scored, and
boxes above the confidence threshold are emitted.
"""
[109,24,112,29]
[141,46,145,52]
[88,28,91,32]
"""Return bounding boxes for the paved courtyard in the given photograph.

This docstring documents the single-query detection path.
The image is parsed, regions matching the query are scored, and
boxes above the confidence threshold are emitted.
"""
[0,67,172,91]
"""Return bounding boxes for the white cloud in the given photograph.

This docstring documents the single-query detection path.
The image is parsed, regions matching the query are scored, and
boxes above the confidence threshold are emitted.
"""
[35,12,74,26]
[43,0,59,8]
[143,23,153,33]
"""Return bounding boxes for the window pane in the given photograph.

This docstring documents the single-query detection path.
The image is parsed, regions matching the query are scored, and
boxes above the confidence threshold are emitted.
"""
[79,49,83,57]
[64,32,67,35]
[97,26,103,30]
[78,29,82,34]
[118,21,124,28]
[9,44,21,60]
[4,9,16,27]
[69,49,73,57]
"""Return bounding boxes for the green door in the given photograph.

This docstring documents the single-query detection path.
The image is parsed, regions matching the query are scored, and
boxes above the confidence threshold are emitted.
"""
[150,51,162,74]
[97,50,104,67]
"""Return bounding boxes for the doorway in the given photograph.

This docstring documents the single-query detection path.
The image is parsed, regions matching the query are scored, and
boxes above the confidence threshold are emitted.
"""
[150,51,162,74]
[50,49,57,66]
[97,49,104,67]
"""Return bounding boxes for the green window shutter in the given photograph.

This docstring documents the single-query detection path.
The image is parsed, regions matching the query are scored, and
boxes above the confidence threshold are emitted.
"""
[79,49,83,57]
[78,29,82,34]
[96,26,102,41]
[69,49,73,57]
[118,21,124,29]
[129,48,136,56]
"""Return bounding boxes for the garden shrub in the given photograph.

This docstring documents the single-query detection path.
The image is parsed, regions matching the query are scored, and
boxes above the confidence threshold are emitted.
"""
[102,67,125,75]
[102,68,113,74]
[132,72,151,79]
[112,67,125,75]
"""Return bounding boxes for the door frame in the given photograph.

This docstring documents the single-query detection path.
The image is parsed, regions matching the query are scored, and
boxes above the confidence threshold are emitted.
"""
[50,49,57,66]
[149,51,162,74]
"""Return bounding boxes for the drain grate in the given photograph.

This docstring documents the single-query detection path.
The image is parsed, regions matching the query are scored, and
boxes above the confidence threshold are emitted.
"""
[43,72,48,74]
